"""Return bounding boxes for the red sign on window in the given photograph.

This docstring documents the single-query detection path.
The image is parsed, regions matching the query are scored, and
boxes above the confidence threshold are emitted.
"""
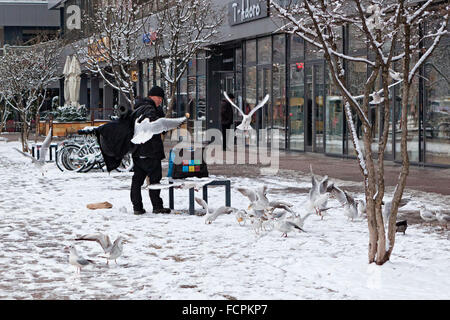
[296,62,304,70]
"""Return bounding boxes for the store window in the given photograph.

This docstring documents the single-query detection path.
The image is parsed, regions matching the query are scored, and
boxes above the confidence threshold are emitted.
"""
[257,37,271,65]
[246,40,257,65]
[424,39,450,165]
[289,63,304,151]
[325,67,344,155]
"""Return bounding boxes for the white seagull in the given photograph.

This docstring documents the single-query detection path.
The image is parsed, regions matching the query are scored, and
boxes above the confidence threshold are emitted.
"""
[237,186,293,214]
[382,197,411,225]
[234,209,248,226]
[147,178,214,192]
[329,185,365,222]
[75,233,126,257]
[435,211,450,229]
[194,197,235,224]
[66,245,95,274]
[307,165,331,219]
[288,212,315,229]
[419,204,437,226]
[224,92,270,132]
[131,116,187,144]
[274,216,305,238]
[99,236,126,265]
[14,128,52,176]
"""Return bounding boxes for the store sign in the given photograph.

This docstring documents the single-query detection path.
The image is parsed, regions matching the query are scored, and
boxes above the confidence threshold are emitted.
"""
[229,0,269,26]
[66,5,81,30]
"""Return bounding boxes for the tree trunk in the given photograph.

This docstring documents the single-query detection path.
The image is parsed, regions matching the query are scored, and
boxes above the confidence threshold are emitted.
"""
[166,82,177,118]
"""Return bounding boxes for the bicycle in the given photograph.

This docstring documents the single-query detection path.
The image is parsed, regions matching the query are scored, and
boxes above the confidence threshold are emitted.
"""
[56,131,133,173]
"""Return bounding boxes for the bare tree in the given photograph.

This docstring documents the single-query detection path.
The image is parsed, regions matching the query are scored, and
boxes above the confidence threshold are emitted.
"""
[271,0,448,265]
[0,38,63,151]
[73,0,154,110]
[145,0,224,117]
[0,96,10,133]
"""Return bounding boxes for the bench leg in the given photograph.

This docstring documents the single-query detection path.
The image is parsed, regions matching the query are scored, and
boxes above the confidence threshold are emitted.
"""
[225,181,231,207]
[169,187,174,210]
[189,188,195,215]
[203,185,208,203]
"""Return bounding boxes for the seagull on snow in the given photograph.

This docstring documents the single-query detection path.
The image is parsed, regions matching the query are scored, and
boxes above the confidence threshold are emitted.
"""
[194,197,235,224]
[14,128,53,176]
[66,245,95,274]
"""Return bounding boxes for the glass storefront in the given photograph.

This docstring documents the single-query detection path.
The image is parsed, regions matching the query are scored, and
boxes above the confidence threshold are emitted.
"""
[325,67,344,155]
[289,35,305,150]
[136,22,449,167]
[424,39,450,165]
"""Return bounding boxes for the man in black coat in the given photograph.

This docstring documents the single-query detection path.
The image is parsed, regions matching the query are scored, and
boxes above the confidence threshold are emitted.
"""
[130,86,171,215]
[221,93,234,151]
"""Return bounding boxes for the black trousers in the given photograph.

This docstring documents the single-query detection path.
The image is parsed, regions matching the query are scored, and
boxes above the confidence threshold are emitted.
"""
[222,124,232,151]
[130,156,164,210]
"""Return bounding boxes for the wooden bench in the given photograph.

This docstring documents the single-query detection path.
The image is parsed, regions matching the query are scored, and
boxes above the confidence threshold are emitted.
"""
[168,179,231,215]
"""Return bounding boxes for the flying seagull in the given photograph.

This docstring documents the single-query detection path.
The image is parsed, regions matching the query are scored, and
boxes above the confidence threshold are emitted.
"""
[75,233,126,256]
[98,236,126,265]
[307,165,331,219]
[66,245,95,274]
[14,128,52,176]
[237,186,293,214]
[194,197,235,224]
[224,92,270,132]
[131,116,187,144]
[146,178,214,192]
[329,184,366,222]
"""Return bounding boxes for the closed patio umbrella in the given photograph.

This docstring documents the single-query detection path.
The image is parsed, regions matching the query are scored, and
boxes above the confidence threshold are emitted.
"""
[63,56,72,106]
[69,56,81,109]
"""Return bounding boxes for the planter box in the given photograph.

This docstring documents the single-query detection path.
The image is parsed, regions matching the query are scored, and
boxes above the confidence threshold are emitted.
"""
[39,120,110,137]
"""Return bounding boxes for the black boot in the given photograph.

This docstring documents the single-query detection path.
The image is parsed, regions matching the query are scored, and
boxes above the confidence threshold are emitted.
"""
[134,208,146,215]
[153,207,171,214]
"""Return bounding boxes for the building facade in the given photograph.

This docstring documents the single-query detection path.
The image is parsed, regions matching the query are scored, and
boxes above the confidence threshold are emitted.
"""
[0,1,60,47]
[52,0,450,167]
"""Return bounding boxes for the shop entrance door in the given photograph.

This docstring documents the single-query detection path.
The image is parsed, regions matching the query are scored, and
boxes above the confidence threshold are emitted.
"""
[305,63,325,152]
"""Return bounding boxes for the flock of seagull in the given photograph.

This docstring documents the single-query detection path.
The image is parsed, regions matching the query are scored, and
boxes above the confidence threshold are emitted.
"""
[9,95,449,274]
[193,165,450,240]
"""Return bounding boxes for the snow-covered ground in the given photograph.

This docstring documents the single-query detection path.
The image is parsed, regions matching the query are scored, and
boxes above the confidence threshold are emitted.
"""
[0,140,449,300]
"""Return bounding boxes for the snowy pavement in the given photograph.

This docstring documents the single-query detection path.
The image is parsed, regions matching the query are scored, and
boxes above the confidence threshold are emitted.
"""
[0,140,449,299]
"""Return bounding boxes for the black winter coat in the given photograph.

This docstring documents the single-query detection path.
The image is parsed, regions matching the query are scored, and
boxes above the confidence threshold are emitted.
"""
[220,99,234,126]
[131,98,166,160]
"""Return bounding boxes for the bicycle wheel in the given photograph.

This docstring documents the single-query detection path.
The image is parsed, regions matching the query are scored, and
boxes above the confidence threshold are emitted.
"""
[63,144,95,172]
[116,153,134,172]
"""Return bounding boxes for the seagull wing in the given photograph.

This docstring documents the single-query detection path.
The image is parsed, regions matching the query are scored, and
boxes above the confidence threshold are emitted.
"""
[319,175,329,194]
[286,221,305,232]
[75,233,112,252]
[237,187,258,203]
[330,185,348,206]
[13,147,38,164]
[131,116,187,144]
[39,128,53,163]
[224,92,245,117]
[194,197,210,213]
[248,94,270,118]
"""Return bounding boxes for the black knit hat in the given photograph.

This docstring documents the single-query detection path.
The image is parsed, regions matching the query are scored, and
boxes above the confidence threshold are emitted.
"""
[148,86,165,99]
